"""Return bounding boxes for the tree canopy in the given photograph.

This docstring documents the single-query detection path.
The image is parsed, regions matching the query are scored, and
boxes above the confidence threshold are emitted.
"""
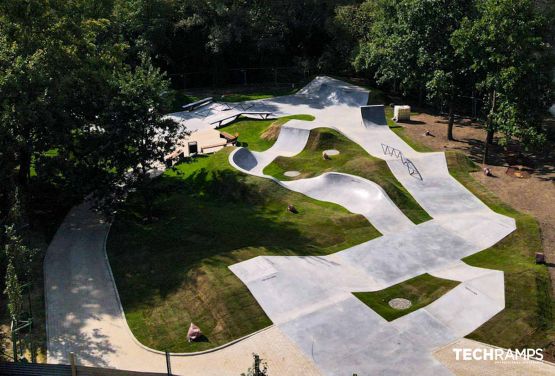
[0,0,554,364]
[452,0,555,149]
[343,0,554,148]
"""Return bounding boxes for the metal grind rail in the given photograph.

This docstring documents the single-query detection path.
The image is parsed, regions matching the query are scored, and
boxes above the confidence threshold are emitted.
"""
[381,143,423,181]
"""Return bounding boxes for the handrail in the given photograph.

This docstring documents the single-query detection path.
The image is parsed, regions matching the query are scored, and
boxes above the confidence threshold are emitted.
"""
[381,143,423,180]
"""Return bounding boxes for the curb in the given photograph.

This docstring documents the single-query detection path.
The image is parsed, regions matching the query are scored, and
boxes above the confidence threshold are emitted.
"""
[101,218,275,357]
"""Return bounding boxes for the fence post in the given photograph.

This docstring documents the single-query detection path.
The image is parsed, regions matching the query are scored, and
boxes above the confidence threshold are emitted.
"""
[69,352,77,376]
[165,350,172,376]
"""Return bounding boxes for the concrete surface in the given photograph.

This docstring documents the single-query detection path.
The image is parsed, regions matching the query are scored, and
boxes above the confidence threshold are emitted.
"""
[45,76,520,376]
[228,77,516,375]
[282,172,414,235]
[44,203,321,375]
[434,338,555,376]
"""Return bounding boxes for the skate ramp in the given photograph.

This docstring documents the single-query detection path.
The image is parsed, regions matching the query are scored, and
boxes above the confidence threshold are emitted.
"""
[297,76,369,107]
[230,125,311,175]
[231,147,259,172]
[282,172,414,235]
[361,105,388,128]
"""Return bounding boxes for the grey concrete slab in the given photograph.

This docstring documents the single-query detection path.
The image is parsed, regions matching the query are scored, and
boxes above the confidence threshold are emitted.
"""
[227,77,517,375]
[45,76,518,376]
[282,172,414,235]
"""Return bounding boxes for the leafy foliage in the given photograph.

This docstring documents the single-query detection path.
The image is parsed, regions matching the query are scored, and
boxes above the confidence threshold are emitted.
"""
[452,0,555,148]
[342,0,554,145]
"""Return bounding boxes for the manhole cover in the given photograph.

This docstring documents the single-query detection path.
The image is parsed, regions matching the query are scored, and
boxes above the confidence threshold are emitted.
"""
[323,149,340,156]
[284,170,301,177]
[388,298,412,310]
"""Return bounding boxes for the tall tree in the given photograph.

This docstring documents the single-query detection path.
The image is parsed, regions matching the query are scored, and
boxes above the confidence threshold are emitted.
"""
[0,0,178,217]
[452,0,555,162]
[78,55,178,211]
[350,0,472,139]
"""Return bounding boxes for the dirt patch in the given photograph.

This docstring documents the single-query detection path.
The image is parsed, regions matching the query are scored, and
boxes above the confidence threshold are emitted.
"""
[397,112,555,294]
[260,121,282,141]
[506,166,533,179]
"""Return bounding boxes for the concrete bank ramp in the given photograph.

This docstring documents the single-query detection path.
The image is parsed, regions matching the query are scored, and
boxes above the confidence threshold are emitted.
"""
[231,124,311,176]
[361,104,388,127]
[297,76,369,107]
[282,172,414,235]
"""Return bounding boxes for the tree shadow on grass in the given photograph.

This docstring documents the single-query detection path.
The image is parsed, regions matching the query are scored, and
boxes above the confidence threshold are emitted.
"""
[107,167,327,309]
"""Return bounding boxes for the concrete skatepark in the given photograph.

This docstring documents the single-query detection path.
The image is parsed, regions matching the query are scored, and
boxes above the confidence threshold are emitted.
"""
[44,77,552,375]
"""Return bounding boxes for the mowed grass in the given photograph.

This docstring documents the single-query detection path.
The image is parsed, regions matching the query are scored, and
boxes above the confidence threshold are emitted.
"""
[263,128,432,224]
[107,148,379,352]
[220,114,314,151]
[446,151,555,349]
[353,274,460,321]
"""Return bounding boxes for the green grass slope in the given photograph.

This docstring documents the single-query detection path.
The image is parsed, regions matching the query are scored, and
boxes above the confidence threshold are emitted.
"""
[354,273,460,321]
[447,152,555,350]
[263,128,431,224]
[220,114,314,151]
[107,148,379,352]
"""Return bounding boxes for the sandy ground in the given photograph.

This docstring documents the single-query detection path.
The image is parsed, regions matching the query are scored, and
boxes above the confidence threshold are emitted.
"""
[399,113,555,292]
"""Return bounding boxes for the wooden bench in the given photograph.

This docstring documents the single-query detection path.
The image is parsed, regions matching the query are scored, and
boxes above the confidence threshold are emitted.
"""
[200,139,228,154]
[182,97,213,112]
[210,111,274,128]
[220,131,239,144]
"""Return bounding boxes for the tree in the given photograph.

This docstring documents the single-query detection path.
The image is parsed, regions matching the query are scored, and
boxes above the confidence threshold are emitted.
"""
[0,1,178,217]
[452,0,555,162]
[350,0,471,139]
[74,54,178,212]
[0,0,117,215]
[3,225,36,362]
[3,226,35,288]
[4,262,22,324]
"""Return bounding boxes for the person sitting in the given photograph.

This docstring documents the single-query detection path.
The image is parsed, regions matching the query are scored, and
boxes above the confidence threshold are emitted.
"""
[187,322,202,342]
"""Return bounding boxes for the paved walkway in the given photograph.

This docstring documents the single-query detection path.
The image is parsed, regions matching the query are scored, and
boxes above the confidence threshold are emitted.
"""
[434,338,555,375]
[45,76,520,375]
[44,203,320,375]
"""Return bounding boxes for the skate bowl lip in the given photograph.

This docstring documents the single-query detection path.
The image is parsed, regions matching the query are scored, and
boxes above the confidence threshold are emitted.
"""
[361,105,388,127]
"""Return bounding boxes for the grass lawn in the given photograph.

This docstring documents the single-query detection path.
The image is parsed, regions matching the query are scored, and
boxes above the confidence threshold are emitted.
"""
[353,274,460,321]
[219,114,314,151]
[446,151,555,350]
[263,128,431,224]
[107,148,379,352]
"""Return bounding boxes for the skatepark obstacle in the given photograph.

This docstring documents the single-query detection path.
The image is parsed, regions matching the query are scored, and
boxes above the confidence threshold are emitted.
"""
[182,97,213,111]
[381,143,423,180]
